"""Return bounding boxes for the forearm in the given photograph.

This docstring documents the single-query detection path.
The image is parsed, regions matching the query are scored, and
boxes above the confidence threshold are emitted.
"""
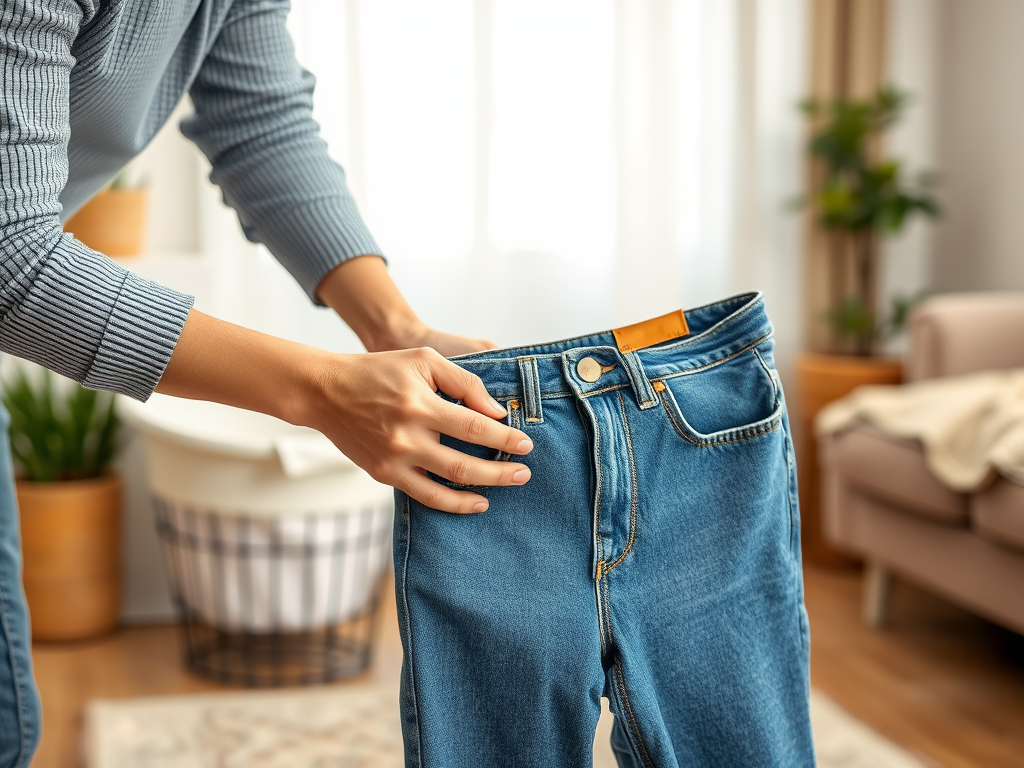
[315,255,425,352]
[155,308,325,426]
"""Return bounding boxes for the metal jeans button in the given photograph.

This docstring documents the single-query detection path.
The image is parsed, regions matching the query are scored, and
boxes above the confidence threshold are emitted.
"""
[577,357,602,383]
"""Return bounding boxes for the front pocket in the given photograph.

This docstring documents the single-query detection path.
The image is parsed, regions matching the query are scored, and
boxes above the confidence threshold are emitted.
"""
[656,346,782,446]
[429,398,520,489]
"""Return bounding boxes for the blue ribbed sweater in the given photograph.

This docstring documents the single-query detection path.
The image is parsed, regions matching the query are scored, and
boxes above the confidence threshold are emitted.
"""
[0,0,382,400]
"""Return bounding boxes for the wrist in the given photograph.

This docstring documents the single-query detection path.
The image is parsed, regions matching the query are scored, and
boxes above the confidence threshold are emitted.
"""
[363,315,429,352]
[280,347,343,428]
[316,256,426,352]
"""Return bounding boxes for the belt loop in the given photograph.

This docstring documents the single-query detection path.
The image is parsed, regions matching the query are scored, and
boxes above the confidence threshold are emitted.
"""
[517,357,544,423]
[622,351,658,410]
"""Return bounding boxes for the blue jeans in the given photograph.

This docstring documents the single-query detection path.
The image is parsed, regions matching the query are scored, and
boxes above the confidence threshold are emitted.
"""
[394,293,814,767]
[0,399,41,767]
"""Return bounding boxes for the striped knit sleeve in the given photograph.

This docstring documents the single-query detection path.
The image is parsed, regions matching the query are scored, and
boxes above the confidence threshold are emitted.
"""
[181,0,382,305]
[0,0,194,401]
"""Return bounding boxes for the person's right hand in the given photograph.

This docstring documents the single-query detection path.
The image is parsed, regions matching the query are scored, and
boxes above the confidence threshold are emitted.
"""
[158,310,530,514]
[304,346,533,514]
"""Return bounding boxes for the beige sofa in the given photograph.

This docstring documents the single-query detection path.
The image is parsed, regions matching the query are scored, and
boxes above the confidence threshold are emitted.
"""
[819,293,1024,635]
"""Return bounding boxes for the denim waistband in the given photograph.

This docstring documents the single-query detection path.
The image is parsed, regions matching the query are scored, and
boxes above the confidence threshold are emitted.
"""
[448,292,774,414]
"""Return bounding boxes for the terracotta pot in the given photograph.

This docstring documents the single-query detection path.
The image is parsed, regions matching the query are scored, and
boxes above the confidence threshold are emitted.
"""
[795,354,903,568]
[63,188,148,257]
[17,474,123,641]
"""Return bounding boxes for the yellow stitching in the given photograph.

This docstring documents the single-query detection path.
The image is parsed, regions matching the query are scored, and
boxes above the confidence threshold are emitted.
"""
[657,390,782,446]
[605,392,639,575]
[509,399,520,409]
[580,383,629,398]
[615,662,655,767]
[596,560,604,581]
[654,332,773,381]
[602,576,613,638]
[652,380,666,392]
[586,401,604,581]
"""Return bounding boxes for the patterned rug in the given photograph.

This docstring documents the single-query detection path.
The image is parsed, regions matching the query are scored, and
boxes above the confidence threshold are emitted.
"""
[84,685,928,768]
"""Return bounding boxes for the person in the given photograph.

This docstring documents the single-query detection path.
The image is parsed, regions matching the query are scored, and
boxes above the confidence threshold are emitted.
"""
[0,1,533,764]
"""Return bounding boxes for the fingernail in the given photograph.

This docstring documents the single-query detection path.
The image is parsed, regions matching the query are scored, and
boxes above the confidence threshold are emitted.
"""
[512,468,531,485]
[516,438,533,454]
[489,397,507,416]
[473,501,489,513]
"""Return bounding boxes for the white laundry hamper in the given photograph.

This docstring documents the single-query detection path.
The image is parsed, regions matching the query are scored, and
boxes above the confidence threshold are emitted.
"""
[120,394,394,686]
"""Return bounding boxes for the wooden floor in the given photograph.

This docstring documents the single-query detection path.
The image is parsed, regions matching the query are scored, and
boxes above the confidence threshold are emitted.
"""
[805,566,1024,768]
[29,566,1024,767]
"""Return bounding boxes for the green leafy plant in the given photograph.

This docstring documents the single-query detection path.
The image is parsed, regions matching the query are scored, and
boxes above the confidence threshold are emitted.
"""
[2,368,120,482]
[798,85,940,355]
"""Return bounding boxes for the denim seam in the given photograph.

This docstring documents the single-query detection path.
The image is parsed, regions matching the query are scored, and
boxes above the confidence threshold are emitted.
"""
[592,407,605,582]
[540,391,574,400]
[580,383,629,399]
[601,576,614,645]
[604,391,638,576]
[599,573,653,766]
[517,357,544,423]
[612,655,655,766]
[577,393,610,656]
[447,292,764,365]
[651,332,773,381]
[397,492,424,767]
[656,293,765,351]
[492,392,573,401]
[785,438,797,559]
[753,345,779,400]
[0,560,29,766]
[656,387,783,446]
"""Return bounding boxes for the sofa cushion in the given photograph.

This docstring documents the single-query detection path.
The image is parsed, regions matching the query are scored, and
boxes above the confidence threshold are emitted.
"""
[972,478,1024,553]
[823,426,969,525]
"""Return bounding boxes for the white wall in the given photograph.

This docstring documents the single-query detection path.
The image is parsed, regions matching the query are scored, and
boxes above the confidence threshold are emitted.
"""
[884,0,940,306]
[929,0,1024,291]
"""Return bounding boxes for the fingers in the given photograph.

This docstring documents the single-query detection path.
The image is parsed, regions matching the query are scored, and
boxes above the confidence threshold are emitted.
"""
[419,446,531,489]
[425,350,507,420]
[428,398,533,456]
[399,470,492,515]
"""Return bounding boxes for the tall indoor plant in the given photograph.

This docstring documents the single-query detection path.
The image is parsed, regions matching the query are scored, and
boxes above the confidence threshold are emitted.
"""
[794,86,940,566]
[800,85,939,355]
[3,367,123,640]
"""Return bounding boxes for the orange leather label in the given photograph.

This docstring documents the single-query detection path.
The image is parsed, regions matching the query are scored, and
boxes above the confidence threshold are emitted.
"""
[612,310,689,353]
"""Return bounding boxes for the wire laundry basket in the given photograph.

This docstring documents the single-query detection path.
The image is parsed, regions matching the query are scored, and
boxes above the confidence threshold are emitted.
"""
[120,393,395,688]
[154,496,393,687]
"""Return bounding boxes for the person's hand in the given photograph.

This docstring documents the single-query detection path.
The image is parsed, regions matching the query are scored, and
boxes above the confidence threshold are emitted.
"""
[387,323,498,357]
[306,346,532,514]
[315,256,499,356]
[157,311,531,515]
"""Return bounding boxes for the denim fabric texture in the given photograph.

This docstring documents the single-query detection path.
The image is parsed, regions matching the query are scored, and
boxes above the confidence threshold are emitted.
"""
[0,398,41,768]
[394,292,814,767]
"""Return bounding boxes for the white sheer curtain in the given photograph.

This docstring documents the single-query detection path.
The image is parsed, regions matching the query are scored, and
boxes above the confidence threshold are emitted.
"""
[276,0,807,372]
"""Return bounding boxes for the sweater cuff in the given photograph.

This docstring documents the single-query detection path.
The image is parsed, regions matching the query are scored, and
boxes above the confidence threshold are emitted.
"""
[244,196,384,306]
[81,271,194,401]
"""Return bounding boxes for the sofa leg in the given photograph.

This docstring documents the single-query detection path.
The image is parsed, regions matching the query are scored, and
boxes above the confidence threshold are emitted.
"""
[863,560,893,628]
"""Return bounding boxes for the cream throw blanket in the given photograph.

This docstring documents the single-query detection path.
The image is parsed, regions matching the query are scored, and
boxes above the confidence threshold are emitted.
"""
[816,369,1024,491]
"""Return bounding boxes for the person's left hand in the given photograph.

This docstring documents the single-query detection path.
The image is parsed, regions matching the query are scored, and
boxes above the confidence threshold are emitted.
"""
[394,324,498,357]
[316,256,499,357]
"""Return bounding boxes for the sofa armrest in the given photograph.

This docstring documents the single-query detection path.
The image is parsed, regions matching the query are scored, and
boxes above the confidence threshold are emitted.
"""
[907,292,1024,382]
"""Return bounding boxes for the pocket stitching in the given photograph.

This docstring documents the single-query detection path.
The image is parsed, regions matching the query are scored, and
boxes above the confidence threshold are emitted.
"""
[655,349,783,446]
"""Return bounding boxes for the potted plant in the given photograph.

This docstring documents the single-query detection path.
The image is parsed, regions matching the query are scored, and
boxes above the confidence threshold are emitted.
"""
[63,169,149,257]
[794,86,940,566]
[3,367,122,640]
